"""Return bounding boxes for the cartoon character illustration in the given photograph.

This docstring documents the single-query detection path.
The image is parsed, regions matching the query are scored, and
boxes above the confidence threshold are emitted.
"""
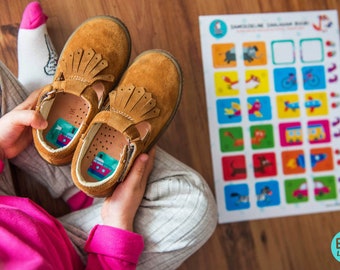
[213,21,223,35]
[243,45,262,62]
[224,47,236,63]
[230,192,249,205]
[224,102,241,117]
[257,186,273,202]
[229,160,247,177]
[313,15,333,31]
[222,74,260,90]
[248,99,262,117]
[224,129,266,147]
[222,76,239,90]
[254,156,273,174]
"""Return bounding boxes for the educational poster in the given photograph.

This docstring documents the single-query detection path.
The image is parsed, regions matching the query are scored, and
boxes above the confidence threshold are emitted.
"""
[199,11,340,223]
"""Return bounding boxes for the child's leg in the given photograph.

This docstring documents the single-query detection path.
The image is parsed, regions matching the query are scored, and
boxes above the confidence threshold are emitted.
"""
[59,147,218,269]
[0,61,27,196]
[0,59,88,208]
[17,1,58,92]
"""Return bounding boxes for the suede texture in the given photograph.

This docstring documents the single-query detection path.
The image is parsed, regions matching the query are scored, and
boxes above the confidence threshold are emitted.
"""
[33,16,131,165]
[71,50,183,197]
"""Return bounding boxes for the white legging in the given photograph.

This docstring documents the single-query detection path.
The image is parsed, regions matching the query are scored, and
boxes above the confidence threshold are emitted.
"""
[0,61,218,269]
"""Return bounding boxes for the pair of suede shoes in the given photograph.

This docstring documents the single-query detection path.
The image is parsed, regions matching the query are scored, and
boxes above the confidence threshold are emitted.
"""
[33,16,182,197]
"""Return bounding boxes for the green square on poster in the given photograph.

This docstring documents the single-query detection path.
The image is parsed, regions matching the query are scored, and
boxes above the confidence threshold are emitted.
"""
[284,178,308,204]
[250,124,274,149]
[314,175,337,201]
[219,127,244,152]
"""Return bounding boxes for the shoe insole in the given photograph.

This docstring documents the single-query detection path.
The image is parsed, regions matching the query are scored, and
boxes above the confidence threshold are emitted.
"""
[81,124,127,183]
[44,93,90,149]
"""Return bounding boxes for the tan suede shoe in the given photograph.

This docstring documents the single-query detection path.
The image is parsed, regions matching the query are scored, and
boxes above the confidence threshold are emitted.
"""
[71,49,182,197]
[33,16,131,165]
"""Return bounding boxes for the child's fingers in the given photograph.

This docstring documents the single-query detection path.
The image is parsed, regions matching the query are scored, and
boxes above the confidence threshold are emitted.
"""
[4,110,47,130]
[14,88,42,110]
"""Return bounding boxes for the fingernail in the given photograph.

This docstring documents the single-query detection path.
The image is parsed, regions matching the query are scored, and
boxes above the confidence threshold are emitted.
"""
[41,119,48,129]
[139,153,149,163]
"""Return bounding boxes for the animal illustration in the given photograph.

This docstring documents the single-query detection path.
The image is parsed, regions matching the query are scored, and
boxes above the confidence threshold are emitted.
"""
[229,160,247,176]
[254,156,272,174]
[222,76,239,90]
[230,192,249,205]
[224,47,236,63]
[222,74,260,90]
[257,186,272,202]
[243,45,262,62]
[224,129,266,147]
[248,100,262,117]
[224,45,263,63]
[224,102,241,117]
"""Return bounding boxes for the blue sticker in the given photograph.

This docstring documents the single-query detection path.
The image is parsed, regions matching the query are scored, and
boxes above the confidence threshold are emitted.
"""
[247,96,272,121]
[210,19,227,39]
[46,118,78,148]
[225,184,250,211]
[216,98,242,124]
[255,180,280,208]
[88,151,118,181]
[273,67,298,92]
[302,66,326,90]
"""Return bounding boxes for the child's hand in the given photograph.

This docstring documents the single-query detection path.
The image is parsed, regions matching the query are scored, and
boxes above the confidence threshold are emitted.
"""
[101,148,156,232]
[0,89,47,159]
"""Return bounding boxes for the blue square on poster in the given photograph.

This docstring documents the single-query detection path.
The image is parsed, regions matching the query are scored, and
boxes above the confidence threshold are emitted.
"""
[273,67,298,92]
[255,180,281,207]
[247,96,272,121]
[302,66,326,90]
[225,184,250,211]
[216,98,242,124]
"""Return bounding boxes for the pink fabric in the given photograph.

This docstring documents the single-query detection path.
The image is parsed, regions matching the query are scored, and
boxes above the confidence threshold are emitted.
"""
[67,190,94,211]
[20,1,48,29]
[0,196,144,269]
[0,159,4,173]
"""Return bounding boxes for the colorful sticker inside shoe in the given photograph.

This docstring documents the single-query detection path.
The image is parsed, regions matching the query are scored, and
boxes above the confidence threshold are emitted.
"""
[46,118,78,148]
[87,151,118,181]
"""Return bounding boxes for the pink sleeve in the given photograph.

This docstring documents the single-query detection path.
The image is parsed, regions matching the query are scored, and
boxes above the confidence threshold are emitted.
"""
[85,225,144,270]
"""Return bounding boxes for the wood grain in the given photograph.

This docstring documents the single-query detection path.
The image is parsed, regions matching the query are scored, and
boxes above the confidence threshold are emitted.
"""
[1,0,340,269]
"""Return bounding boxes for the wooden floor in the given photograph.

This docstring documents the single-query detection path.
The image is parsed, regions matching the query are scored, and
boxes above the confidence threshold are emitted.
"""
[2,0,340,269]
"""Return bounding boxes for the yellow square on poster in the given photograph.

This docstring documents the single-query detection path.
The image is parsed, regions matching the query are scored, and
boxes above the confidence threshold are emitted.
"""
[277,94,300,118]
[305,92,328,116]
[212,43,237,68]
[214,71,239,96]
[245,69,269,94]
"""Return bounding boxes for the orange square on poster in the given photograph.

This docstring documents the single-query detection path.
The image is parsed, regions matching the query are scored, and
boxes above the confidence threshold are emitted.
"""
[212,43,237,68]
[243,41,267,66]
